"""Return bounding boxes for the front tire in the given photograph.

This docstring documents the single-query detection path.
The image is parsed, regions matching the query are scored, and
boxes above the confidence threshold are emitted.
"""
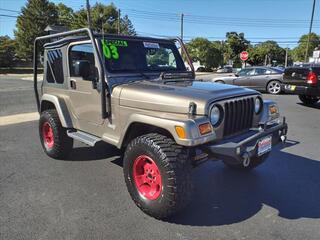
[123,133,193,219]
[298,95,319,105]
[223,153,269,170]
[39,109,73,159]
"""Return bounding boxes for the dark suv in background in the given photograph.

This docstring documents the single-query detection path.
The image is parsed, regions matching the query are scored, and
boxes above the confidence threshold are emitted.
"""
[282,64,320,105]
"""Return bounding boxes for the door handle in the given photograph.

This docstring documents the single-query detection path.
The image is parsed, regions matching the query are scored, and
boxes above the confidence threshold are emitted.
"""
[70,79,77,89]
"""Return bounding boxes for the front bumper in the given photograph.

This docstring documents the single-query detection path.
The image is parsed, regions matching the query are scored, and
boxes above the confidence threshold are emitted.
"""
[282,84,320,97]
[201,118,288,164]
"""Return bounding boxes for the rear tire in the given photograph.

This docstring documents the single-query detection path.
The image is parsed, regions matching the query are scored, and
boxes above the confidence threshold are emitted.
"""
[39,109,73,159]
[223,153,269,170]
[123,133,193,219]
[267,80,281,94]
[298,95,319,105]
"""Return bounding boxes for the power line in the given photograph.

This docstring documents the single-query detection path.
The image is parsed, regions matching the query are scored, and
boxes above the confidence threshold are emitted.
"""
[124,9,320,24]
[0,8,20,13]
[0,14,18,18]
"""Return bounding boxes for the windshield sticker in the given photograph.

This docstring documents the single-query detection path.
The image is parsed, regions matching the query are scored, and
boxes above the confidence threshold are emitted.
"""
[102,39,128,47]
[102,40,120,60]
[143,42,160,49]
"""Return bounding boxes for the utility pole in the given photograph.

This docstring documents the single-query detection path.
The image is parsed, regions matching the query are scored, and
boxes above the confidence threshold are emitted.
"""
[86,0,92,28]
[118,9,121,35]
[264,54,268,66]
[285,46,288,67]
[180,13,184,41]
[305,0,317,62]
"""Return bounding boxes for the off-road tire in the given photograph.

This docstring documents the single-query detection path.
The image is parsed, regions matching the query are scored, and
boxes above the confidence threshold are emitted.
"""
[123,133,193,219]
[39,109,73,159]
[223,153,270,170]
[298,95,319,105]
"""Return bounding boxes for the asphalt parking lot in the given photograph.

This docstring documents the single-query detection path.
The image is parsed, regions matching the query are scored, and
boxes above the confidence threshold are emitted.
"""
[1,75,320,240]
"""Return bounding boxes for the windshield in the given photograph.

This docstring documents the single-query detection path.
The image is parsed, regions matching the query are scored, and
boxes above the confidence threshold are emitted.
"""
[100,38,186,73]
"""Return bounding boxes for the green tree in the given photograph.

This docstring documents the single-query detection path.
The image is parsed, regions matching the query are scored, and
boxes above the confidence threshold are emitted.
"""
[55,3,74,28]
[0,36,16,67]
[225,32,250,67]
[71,3,135,35]
[120,15,136,35]
[248,41,285,66]
[15,0,58,60]
[291,33,320,62]
[186,38,223,69]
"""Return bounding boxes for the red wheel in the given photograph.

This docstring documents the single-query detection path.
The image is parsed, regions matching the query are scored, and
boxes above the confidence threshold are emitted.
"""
[133,155,162,200]
[42,122,54,149]
[39,109,73,159]
[123,133,193,219]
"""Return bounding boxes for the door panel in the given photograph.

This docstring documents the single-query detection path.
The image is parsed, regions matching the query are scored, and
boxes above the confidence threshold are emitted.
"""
[234,69,255,87]
[68,78,102,125]
[67,43,104,130]
[250,68,269,89]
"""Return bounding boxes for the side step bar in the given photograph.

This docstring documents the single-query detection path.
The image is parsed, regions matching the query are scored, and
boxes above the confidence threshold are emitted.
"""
[67,130,101,147]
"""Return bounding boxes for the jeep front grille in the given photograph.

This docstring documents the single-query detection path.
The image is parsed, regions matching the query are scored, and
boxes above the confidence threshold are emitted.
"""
[223,97,255,137]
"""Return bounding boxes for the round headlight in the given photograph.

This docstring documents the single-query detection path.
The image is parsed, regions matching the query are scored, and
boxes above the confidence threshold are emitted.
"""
[210,105,222,126]
[255,97,263,114]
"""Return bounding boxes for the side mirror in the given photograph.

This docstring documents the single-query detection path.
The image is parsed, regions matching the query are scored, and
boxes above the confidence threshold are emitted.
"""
[235,74,239,77]
[74,60,90,80]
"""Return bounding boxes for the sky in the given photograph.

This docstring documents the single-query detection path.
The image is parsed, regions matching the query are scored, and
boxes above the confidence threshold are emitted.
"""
[0,0,319,48]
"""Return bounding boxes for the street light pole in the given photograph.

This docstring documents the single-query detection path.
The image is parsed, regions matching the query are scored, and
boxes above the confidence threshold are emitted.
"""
[118,9,121,35]
[305,0,317,62]
[180,13,184,41]
[285,45,288,67]
[86,0,92,28]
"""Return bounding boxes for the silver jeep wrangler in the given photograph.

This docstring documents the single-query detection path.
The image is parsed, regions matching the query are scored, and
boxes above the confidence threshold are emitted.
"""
[33,28,288,219]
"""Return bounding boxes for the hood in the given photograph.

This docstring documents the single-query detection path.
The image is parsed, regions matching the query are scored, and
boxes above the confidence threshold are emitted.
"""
[117,80,257,115]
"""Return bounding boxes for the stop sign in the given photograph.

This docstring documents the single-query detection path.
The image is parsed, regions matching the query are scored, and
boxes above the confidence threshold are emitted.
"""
[240,51,248,61]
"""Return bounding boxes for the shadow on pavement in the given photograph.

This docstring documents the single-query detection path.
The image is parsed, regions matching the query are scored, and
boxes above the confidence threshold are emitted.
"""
[59,139,320,226]
[170,141,320,226]
[64,142,120,161]
[297,102,320,110]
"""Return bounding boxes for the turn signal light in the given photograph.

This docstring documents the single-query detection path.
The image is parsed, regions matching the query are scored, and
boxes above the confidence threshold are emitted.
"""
[307,71,318,85]
[199,123,212,135]
[269,105,278,115]
[175,126,186,139]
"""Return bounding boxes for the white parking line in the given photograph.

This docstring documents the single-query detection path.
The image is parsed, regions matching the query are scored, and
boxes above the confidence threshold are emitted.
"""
[0,112,39,126]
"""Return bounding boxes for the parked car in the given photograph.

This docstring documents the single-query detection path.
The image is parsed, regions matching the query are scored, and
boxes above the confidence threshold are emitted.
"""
[216,65,233,73]
[282,64,320,105]
[212,67,284,94]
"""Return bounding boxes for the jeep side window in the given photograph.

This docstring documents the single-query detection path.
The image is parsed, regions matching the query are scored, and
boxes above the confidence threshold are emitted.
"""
[69,44,98,81]
[46,49,64,84]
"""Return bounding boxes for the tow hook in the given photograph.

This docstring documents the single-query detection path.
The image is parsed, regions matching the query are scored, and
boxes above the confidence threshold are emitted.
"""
[242,152,251,167]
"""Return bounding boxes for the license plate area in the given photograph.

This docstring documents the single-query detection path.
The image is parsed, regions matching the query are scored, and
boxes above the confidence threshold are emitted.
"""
[284,84,296,91]
[257,135,272,156]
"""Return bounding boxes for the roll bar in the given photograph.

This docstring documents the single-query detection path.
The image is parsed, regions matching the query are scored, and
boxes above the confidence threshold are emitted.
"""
[33,28,109,118]
[175,37,195,78]
[33,29,194,119]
